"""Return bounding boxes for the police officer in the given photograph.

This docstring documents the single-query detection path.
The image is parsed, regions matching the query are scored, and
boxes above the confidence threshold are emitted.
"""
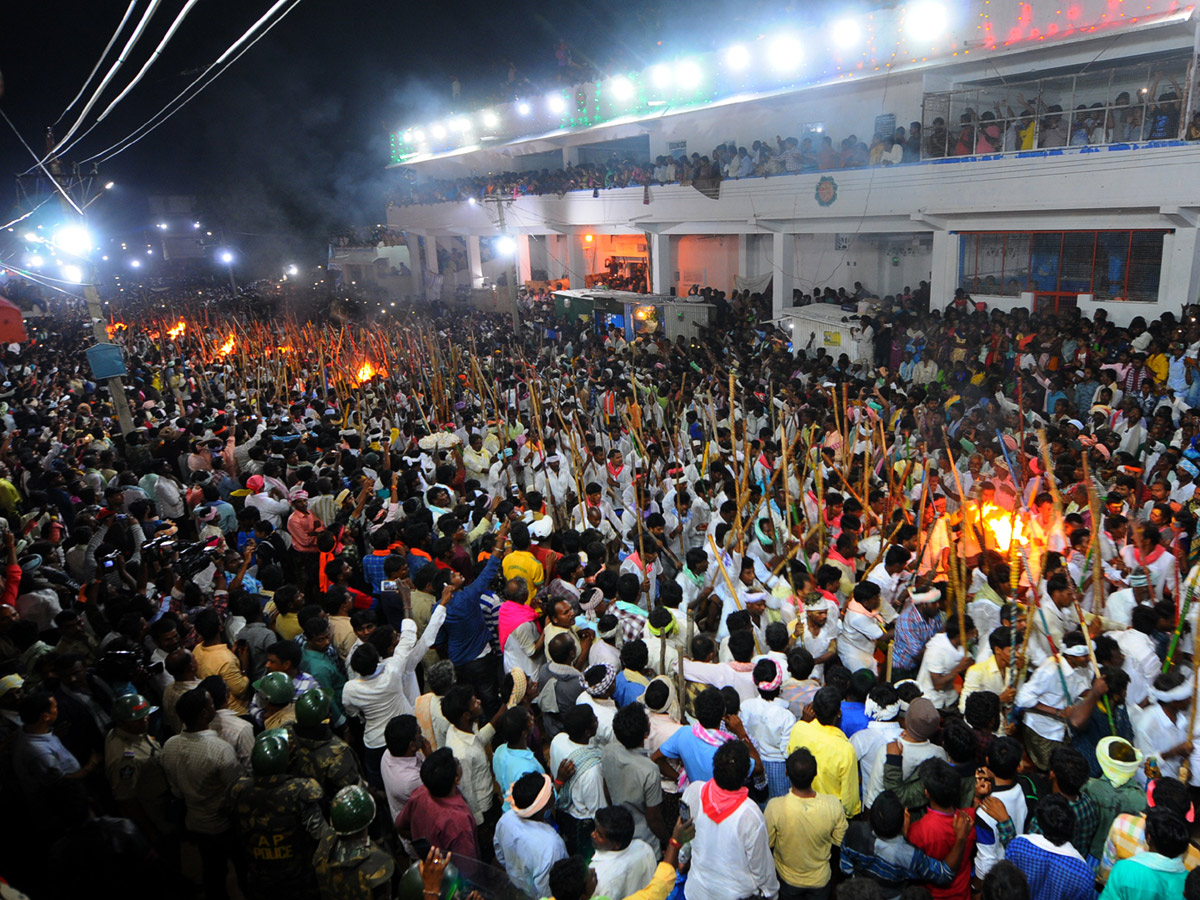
[288,688,364,802]
[104,692,174,840]
[253,670,298,730]
[313,784,395,900]
[228,728,325,900]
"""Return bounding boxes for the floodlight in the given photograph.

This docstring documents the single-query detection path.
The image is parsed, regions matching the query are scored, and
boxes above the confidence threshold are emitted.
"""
[905,1,948,40]
[430,123,448,140]
[53,224,92,256]
[769,35,802,72]
[547,94,567,114]
[495,236,516,255]
[831,17,862,48]
[62,264,83,284]
[220,251,234,264]
[516,101,532,116]
[610,76,635,101]
[650,65,672,88]
[676,60,702,89]
[27,254,44,268]
[482,110,499,128]
[724,45,751,71]
[130,259,141,268]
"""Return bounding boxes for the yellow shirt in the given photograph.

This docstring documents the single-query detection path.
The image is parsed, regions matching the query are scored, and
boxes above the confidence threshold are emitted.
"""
[786,720,860,816]
[274,612,302,641]
[765,792,849,887]
[193,642,250,714]
[502,550,544,602]
[1147,352,1169,383]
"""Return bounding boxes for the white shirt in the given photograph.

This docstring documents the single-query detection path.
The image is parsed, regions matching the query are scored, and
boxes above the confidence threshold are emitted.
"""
[975,781,1028,878]
[578,694,617,745]
[839,610,884,675]
[917,633,966,710]
[850,720,901,791]
[681,779,780,900]
[1015,657,1092,741]
[342,606,445,748]
[549,733,606,818]
[591,840,659,900]
[1133,703,1188,781]
[739,696,797,762]
[801,620,838,682]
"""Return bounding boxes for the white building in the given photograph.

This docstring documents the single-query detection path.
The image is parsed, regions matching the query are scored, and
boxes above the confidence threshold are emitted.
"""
[384,0,1200,326]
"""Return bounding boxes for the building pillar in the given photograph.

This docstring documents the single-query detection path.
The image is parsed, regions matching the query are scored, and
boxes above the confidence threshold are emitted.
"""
[424,235,439,274]
[929,230,958,312]
[466,235,483,288]
[517,235,533,285]
[408,234,425,299]
[650,233,672,295]
[771,232,795,318]
[1161,226,1200,312]
[568,232,588,289]
[738,234,751,277]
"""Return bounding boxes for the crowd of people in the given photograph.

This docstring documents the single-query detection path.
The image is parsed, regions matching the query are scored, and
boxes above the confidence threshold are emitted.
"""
[3,273,1200,900]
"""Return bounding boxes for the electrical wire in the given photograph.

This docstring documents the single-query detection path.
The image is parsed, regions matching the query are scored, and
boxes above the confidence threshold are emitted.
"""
[0,109,84,215]
[0,198,54,233]
[53,0,141,126]
[86,0,303,165]
[94,0,203,126]
[36,0,164,166]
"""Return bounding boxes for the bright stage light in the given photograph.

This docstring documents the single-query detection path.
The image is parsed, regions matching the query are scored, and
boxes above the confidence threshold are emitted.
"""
[650,65,672,89]
[129,259,141,268]
[468,197,477,205]
[61,264,83,284]
[831,17,862,48]
[430,123,448,140]
[547,94,567,115]
[769,35,803,73]
[54,225,92,256]
[287,265,298,275]
[724,45,751,71]
[675,59,702,89]
[495,236,516,255]
[451,116,472,133]
[27,254,44,268]
[23,232,36,242]
[516,101,532,116]
[193,221,201,229]
[412,129,425,143]
[104,181,114,190]
[220,251,234,264]
[482,110,499,128]
[401,130,412,142]
[610,76,635,102]
[905,1,948,40]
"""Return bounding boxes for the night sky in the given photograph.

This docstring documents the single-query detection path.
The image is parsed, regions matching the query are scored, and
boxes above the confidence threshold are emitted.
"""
[1,0,756,275]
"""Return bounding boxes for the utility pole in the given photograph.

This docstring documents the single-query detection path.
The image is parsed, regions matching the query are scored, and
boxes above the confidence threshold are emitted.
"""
[486,198,521,331]
[39,134,135,436]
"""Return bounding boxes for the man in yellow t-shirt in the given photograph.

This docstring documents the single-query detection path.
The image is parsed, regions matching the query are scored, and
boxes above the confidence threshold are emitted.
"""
[502,523,544,602]
[765,746,849,894]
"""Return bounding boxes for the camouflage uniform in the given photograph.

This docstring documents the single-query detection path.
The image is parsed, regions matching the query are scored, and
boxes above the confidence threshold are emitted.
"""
[288,729,365,800]
[228,772,325,900]
[312,828,395,900]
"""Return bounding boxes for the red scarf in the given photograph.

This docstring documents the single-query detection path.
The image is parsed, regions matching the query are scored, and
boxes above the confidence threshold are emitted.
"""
[847,597,884,624]
[1134,544,1165,567]
[701,780,749,823]
[607,461,624,479]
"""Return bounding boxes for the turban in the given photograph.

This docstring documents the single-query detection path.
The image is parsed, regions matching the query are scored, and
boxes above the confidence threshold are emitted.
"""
[581,663,617,697]
[1061,644,1090,658]
[1149,678,1193,703]
[755,659,783,692]
[1096,736,1142,789]
[865,696,901,722]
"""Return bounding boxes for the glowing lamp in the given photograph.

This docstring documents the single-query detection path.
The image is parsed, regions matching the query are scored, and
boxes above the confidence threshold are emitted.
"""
[724,45,751,71]
[831,17,862,48]
[905,1,948,41]
[769,36,802,73]
[610,76,635,102]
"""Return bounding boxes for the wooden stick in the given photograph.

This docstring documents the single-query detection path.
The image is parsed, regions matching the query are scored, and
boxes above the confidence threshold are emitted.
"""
[708,535,761,655]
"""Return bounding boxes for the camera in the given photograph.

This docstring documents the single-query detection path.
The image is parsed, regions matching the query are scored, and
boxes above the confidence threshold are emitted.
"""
[381,580,398,592]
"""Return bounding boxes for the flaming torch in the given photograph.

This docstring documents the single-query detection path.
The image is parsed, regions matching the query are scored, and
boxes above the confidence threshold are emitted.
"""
[167,320,187,340]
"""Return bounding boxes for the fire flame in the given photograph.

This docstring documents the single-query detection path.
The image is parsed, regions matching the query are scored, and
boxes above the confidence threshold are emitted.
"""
[167,320,186,339]
[983,504,1026,552]
[216,335,236,357]
[105,322,127,339]
[277,345,293,354]
[356,360,384,383]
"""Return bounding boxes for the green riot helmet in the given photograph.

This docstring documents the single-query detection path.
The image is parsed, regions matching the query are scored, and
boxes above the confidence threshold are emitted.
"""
[253,670,295,706]
[330,784,376,835]
[250,728,290,776]
[294,687,332,726]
